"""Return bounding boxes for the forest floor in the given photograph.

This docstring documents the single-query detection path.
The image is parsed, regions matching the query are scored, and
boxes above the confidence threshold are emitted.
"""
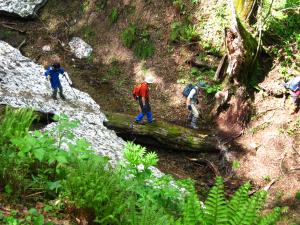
[0,0,299,224]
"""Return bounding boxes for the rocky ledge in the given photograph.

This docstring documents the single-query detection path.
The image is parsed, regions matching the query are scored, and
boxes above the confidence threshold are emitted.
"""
[0,0,48,18]
[0,40,125,163]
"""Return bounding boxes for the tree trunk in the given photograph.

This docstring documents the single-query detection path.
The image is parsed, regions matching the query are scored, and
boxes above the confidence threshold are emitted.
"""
[103,112,219,152]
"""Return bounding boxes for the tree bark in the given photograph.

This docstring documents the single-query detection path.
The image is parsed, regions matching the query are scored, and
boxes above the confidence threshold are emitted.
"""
[103,112,219,152]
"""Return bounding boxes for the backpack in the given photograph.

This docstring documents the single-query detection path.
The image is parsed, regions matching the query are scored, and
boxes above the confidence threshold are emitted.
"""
[285,75,300,92]
[132,84,141,100]
[182,84,195,97]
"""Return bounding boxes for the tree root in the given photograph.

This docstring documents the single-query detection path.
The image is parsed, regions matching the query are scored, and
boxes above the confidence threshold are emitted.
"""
[186,157,221,177]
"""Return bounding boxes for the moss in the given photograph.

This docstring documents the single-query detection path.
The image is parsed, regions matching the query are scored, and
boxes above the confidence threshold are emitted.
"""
[234,0,255,20]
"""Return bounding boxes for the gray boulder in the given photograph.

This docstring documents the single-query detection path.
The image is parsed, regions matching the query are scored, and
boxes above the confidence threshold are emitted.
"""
[0,0,48,18]
[69,37,93,59]
[0,40,125,163]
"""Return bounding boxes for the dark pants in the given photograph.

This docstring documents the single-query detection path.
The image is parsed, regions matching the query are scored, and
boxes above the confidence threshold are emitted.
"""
[52,85,64,99]
[135,97,152,123]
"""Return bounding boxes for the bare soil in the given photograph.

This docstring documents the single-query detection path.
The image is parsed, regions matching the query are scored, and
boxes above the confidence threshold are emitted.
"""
[0,0,299,223]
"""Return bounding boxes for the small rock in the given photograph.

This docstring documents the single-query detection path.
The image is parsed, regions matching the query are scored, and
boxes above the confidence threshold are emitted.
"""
[42,45,51,52]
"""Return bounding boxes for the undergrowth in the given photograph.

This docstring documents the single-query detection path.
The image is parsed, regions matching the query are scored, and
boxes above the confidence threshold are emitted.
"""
[121,24,155,59]
[0,107,281,224]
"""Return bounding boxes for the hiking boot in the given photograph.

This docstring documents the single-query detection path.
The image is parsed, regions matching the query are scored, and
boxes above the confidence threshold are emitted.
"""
[52,95,57,100]
[190,124,199,129]
[60,94,66,100]
[190,117,199,129]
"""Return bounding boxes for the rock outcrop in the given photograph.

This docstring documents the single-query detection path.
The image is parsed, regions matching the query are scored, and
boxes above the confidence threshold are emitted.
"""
[0,40,125,163]
[0,0,48,18]
[69,37,93,59]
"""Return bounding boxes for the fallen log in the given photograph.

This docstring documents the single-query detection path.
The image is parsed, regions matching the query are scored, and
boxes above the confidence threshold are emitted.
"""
[103,112,219,152]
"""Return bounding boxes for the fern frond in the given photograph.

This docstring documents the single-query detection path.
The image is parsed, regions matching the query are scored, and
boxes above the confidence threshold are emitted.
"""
[229,191,267,225]
[227,182,251,221]
[257,207,281,225]
[182,190,204,225]
[204,176,228,225]
[142,151,158,168]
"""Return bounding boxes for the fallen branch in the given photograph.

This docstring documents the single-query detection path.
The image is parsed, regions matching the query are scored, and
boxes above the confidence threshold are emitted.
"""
[249,178,277,195]
[288,167,300,173]
[279,152,287,176]
[292,145,300,156]
[0,23,26,33]
[186,157,221,177]
[263,178,277,191]
[17,39,26,50]
[25,191,44,198]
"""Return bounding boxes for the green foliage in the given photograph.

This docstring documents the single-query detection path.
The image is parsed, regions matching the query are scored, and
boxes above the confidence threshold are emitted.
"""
[121,24,136,48]
[121,25,155,59]
[81,0,89,13]
[0,109,281,224]
[96,0,107,11]
[204,176,228,224]
[295,190,300,200]
[109,8,119,24]
[0,207,54,225]
[172,0,186,14]
[170,21,198,43]
[133,37,155,59]
[124,142,158,169]
[103,59,122,81]
[81,25,95,42]
[0,107,36,145]
[0,30,14,40]
[263,0,300,79]
[205,83,221,94]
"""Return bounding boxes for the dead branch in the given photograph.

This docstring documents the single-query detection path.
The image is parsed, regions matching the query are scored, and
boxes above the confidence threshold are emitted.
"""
[17,39,26,50]
[292,145,300,156]
[186,157,221,177]
[263,178,277,191]
[25,191,44,198]
[0,23,26,33]
[249,178,277,195]
[279,152,287,176]
[288,167,300,173]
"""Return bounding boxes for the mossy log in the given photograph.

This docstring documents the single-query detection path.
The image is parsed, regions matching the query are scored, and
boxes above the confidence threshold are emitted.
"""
[103,112,219,152]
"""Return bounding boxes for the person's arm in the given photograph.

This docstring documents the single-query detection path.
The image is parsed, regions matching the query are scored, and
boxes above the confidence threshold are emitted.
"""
[186,89,195,110]
[142,96,146,106]
[44,68,51,80]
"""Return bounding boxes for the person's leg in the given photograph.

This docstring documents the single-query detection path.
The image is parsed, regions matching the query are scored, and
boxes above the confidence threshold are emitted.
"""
[290,91,298,114]
[136,97,145,123]
[52,88,58,100]
[187,111,193,122]
[58,84,66,100]
[145,101,152,123]
[190,104,199,129]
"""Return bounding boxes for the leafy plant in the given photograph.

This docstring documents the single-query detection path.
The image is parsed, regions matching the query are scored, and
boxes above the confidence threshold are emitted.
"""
[121,25,155,59]
[109,8,119,24]
[170,21,198,43]
[0,109,282,225]
[96,0,107,11]
[121,24,136,48]
[295,190,300,200]
[82,25,95,42]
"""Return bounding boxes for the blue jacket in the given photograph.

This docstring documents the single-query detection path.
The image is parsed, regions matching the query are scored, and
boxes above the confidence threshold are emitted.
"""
[44,66,65,89]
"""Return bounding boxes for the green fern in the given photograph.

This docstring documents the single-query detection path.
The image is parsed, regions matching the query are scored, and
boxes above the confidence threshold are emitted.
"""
[121,25,136,48]
[227,182,251,219]
[204,176,228,225]
[182,190,203,225]
[0,107,36,145]
[257,207,281,225]
[229,191,267,225]
[123,142,158,169]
